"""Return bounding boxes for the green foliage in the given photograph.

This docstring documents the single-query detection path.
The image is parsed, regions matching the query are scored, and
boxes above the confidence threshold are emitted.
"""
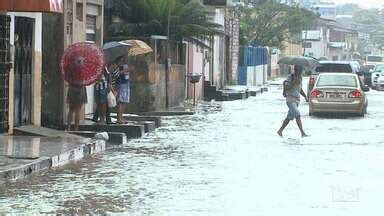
[106,0,223,43]
[232,0,316,48]
[352,8,384,51]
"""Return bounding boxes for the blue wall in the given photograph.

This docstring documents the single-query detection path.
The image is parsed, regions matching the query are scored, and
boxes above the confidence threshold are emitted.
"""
[238,46,268,85]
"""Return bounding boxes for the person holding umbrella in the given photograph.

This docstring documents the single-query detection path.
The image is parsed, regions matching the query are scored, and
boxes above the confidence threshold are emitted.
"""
[60,42,105,131]
[277,65,309,137]
[94,61,119,124]
[92,57,121,124]
[91,41,131,124]
[66,85,87,131]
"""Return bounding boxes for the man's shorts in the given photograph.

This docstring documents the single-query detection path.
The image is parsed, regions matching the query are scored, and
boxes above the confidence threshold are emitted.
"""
[286,101,300,120]
[95,88,108,104]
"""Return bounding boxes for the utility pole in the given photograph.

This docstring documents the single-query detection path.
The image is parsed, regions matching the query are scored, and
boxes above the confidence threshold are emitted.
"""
[303,30,308,56]
[165,2,171,108]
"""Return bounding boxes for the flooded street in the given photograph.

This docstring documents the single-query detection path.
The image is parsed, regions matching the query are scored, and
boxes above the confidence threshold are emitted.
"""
[2,84,384,215]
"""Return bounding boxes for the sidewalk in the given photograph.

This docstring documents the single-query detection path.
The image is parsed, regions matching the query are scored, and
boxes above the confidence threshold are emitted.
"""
[0,115,163,184]
[0,135,105,184]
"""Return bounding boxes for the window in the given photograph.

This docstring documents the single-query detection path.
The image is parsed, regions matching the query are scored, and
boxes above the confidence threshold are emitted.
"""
[375,64,384,72]
[315,64,353,73]
[303,42,312,48]
[367,56,382,62]
[317,75,357,87]
[86,16,96,42]
[76,3,83,21]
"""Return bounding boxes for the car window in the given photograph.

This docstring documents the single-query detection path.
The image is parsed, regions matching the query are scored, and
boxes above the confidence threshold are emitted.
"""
[316,75,357,87]
[367,56,383,62]
[315,64,353,73]
[375,64,384,72]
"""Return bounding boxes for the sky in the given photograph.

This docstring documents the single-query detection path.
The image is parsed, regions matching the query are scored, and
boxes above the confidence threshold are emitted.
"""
[334,0,383,8]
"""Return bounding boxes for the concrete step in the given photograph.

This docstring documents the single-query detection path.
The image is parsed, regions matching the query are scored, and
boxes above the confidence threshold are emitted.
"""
[78,124,145,139]
[126,121,156,133]
[69,131,128,145]
[13,126,82,138]
[217,90,248,101]
[135,111,195,116]
[123,116,162,128]
[0,136,105,183]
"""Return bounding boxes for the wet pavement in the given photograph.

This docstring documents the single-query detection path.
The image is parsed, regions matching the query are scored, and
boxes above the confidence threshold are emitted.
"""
[1,82,384,215]
[0,136,92,160]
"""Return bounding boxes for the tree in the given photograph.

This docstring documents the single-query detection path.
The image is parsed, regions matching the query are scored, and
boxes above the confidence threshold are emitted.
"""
[233,0,316,48]
[352,8,384,52]
[106,0,223,44]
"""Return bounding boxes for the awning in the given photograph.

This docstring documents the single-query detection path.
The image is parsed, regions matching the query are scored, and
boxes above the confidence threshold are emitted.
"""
[0,0,63,13]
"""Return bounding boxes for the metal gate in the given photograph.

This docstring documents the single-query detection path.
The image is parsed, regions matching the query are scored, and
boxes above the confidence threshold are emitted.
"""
[0,15,11,133]
[14,17,33,126]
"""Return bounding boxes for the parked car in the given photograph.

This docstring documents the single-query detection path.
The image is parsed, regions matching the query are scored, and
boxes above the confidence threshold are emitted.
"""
[376,74,384,91]
[365,55,383,66]
[371,63,384,89]
[307,61,362,96]
[309,73,369,117]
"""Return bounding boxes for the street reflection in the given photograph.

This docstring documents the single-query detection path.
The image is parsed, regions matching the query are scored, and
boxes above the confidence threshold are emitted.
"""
[1,136,40,159]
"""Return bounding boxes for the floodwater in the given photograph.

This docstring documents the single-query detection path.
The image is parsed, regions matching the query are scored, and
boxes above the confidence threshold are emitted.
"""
[2,83,384,215]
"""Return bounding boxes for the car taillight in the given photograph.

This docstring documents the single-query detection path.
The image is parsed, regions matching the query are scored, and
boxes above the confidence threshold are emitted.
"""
[310,89,324,98]
[349,90,362,98]
[309,76,315,84]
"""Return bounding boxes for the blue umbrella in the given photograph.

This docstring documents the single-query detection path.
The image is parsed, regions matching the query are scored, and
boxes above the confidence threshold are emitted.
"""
[103,41,131,64]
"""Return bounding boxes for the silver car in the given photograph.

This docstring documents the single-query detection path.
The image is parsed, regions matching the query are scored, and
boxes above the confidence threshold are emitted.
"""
[309,73,369,117]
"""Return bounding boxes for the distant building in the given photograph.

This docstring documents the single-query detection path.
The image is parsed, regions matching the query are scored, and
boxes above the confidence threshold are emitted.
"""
[302,18,358,61]
[312,3,337,19]
[0,0,64,134]
[299,0,314,8]
[280,0,299,6]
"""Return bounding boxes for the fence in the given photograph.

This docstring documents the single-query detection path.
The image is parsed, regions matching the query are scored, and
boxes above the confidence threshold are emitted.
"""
[238,46,268,86]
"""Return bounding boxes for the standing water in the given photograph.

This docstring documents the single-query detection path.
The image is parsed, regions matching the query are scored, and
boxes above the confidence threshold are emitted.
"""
[2,86,384,215]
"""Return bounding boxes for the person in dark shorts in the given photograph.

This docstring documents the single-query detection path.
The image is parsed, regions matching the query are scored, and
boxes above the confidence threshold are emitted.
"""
[67,85,87,131]
[92,59,121,124]
[277,65,309,137]
[94,67,111,124]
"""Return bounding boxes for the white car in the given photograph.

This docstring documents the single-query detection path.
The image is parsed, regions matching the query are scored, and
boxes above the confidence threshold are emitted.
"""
[376,72,384,91]
[366,55,383,66]
[371,63,384,88]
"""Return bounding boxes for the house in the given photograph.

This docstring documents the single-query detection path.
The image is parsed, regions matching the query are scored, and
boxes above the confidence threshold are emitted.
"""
[312,3,337,19]
[0,0,104,133]
[41,0,104,128]
[0,0,63,134]
[203,0,240,88]
[302,18,358,61]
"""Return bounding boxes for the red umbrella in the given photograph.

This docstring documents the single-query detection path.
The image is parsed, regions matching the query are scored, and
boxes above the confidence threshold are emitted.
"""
[60,42,105,86]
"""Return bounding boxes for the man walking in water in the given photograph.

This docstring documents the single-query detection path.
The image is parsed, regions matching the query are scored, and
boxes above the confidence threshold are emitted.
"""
[278,65,309,137]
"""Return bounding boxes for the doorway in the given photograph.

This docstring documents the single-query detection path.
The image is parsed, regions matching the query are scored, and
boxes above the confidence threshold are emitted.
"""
[13,17,34,127]
[0,15,11,133]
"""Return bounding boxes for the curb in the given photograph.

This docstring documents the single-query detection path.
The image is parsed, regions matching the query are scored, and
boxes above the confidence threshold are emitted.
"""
[0,139,106,184]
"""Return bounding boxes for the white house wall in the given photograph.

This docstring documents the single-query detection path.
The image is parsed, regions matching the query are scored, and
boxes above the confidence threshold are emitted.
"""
[212,9,225,89]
